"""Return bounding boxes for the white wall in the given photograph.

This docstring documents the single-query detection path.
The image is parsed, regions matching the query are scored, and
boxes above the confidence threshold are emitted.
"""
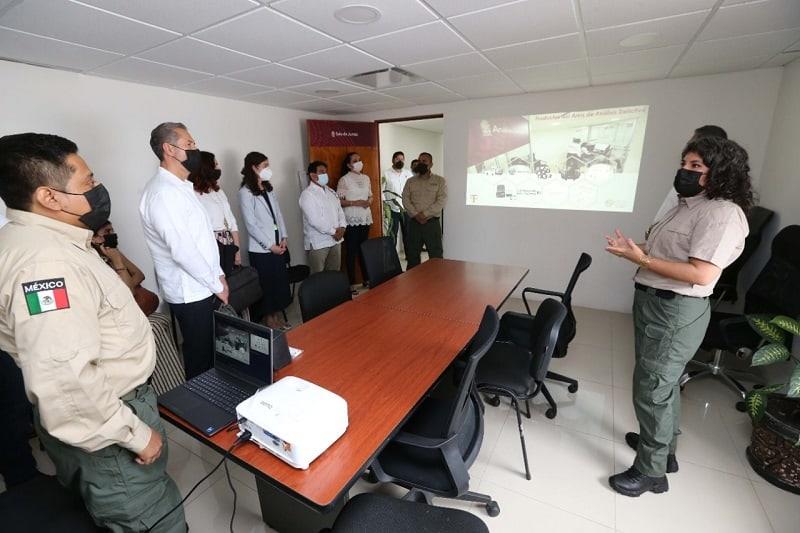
[0,60,326,294]
[745,60,800,291]
[353,69,784,312]
[378,122,443,177]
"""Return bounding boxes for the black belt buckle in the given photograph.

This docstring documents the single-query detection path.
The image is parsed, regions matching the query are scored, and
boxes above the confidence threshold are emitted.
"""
[635,283,676,299]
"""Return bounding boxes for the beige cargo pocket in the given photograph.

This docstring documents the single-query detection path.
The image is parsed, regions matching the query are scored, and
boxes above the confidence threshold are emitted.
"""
[104,286,137,337]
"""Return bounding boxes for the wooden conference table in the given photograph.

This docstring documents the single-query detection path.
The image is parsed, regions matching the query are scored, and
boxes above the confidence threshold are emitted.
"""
[160,259,528,532]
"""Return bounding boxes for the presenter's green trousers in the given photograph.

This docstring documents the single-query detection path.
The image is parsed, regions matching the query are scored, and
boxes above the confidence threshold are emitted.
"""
[631,287,710,477]
[407,216,443,268]
[35,384,186,533]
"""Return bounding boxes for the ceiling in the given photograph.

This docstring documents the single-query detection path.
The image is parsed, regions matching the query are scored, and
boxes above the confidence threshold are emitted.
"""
[385,118,444,134]
[1,0,799,115]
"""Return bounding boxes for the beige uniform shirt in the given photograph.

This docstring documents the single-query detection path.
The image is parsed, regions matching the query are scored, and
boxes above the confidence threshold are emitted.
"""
[402,173,448,219]
[0,210,155,453]
[635,194,749,297]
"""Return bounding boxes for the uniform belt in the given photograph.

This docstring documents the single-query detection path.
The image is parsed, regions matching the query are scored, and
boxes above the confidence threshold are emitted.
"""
[634,283,707,300]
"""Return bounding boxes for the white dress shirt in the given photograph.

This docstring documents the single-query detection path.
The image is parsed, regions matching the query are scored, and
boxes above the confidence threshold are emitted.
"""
[299,182,346,251]
[337,172,373,226]
[139,167,223,304]
[383,168,413,212]
[238,187,288,254]
[195,189,239,233]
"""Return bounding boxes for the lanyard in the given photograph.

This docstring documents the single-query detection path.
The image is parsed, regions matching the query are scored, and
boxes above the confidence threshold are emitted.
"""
[260,191,280,244]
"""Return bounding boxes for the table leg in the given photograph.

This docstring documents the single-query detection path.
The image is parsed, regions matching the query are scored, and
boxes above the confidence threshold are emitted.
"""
[255,477,346,533]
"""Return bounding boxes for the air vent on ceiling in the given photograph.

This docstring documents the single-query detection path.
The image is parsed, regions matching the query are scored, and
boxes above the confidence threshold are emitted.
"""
[346,67,425,90]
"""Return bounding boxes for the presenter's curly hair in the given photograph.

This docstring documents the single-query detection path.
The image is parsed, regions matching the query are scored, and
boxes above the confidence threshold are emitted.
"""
[682,136,754,213]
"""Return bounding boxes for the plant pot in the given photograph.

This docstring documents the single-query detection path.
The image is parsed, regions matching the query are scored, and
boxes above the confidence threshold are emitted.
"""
[746,395,800,494]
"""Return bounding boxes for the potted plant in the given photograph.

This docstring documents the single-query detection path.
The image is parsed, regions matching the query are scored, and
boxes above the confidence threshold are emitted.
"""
[744,314,800,494]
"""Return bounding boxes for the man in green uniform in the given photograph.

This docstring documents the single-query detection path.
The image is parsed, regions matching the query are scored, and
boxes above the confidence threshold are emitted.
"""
[0,133,185,531]
[402,152,447,268]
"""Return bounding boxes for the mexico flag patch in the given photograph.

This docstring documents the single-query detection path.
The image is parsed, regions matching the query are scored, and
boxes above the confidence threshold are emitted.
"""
[22,278,70,315]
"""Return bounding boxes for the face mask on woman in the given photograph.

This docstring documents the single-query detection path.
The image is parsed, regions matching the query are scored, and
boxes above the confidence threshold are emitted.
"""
[259,167,273,181]
[351,160,363,173]
[674,168,704,197]
[317,173,329,186]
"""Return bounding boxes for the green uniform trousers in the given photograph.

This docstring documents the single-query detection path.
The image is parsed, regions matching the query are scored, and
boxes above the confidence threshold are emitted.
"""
[632,287,710,477]
[34,383,186,533]
[407,216,443,268]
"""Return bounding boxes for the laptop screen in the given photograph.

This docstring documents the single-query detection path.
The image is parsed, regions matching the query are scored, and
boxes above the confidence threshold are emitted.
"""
[213,312,273,387]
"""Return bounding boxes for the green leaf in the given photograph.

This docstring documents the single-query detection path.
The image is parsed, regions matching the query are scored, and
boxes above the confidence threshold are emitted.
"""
[752,343,791,366]
[771,315,800,336]
[747,314,786,344]
[745,390,768,423]
[788,366,800,398]
[755,383,785,395]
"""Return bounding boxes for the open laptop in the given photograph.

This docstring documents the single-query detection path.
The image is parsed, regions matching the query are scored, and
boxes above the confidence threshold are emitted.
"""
[158,311,274,436]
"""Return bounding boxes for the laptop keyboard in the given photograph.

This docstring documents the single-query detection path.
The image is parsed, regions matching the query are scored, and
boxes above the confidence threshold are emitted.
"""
[183,371,253,414]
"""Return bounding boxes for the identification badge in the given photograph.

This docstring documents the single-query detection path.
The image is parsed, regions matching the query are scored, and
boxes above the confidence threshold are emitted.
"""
[22,278,70,315]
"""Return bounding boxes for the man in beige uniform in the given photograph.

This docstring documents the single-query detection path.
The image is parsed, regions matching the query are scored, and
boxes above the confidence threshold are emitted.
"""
[402,152,447,268]
[0,133,185,532]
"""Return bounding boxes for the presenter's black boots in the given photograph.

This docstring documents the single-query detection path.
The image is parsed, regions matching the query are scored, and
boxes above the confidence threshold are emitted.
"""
[609,467,669,497]
[625,432,679,473]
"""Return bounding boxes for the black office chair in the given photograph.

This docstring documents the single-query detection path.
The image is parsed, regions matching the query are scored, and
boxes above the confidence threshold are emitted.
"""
[488,253,591,417]
[370,306,501,517]
[476,298,567,480]
[681,225,800,398]
[0,474,103,533]
[329,493,489,533]
[298,271,352,323]
[360,237,402,289]
[711,206,774,306]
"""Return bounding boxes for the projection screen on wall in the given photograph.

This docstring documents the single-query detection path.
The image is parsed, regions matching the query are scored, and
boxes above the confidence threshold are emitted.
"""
[466,105,649,212]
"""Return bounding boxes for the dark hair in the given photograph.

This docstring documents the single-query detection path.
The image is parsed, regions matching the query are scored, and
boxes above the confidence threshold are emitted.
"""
[149,122,186,161]
[410,159,419,172]
[241,151,270,195]
[307,160,327,176]
[188,151,219,194]
[418,152,432,160]
[682,137,754,213]
[693,125,727,140]
[0,133,78,210]
[93,220,112,236]
[392,151,404,160]
[340,152,358,178]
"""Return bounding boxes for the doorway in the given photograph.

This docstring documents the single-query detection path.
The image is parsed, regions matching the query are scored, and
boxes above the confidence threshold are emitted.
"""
[377,115,444,269]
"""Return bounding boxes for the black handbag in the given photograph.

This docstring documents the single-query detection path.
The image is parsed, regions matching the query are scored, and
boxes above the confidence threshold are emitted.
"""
[225,266,262,314]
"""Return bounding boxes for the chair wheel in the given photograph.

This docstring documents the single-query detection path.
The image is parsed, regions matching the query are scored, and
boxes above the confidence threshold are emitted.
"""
[568,383,578,393]
[485,395,501,407]
[545,408,557,419]
[486,501,500,517]
[735,401,746,413]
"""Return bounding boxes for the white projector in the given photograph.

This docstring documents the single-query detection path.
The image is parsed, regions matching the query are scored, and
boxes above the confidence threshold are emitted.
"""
[236,376,348,470]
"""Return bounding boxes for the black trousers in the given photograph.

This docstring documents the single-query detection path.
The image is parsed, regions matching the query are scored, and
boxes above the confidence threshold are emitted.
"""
[0,349,37,487]
[344,224,371,285]
[169,295,216,380]
[389,210,410,253]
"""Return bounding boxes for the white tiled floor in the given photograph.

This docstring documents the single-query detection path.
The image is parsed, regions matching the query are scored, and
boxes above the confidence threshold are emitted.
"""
[5,299,798,531]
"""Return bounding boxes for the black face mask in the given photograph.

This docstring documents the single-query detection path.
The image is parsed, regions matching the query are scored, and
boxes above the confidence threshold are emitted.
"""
[212,169,222,181]
[103,233,118,248]
[56,184,112,232]
[674,168,704,197]
[169,144,201,173]
[415,163,429,175]
[393,160,404,170]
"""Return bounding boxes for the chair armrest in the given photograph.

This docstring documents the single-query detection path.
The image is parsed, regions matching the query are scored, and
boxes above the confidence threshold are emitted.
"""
[392,431,457,449]
[522,287,565,315]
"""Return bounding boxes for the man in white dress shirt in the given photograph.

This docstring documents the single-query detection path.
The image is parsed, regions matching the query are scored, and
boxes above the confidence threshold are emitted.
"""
[652,125,728,223]
[383,150,413,252]
[139,122,228,379]
[299,161,346,274]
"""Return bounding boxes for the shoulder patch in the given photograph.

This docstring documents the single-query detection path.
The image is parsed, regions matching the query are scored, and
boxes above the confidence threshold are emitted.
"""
[21,278,70,315]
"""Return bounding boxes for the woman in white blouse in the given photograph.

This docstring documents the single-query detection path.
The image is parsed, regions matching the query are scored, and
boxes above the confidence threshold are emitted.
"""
[337,152,373,290]
[239,152,291,329]
[189,151,240,275]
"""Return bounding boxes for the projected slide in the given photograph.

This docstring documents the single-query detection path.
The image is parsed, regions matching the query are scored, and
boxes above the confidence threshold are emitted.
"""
[466,105,649,212]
